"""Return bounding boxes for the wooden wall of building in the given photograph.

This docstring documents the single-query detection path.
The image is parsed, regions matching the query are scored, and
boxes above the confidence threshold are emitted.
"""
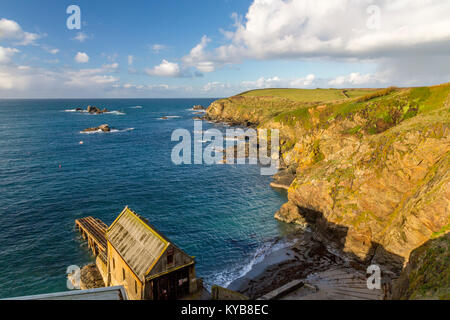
[107,242,143,300]
[148,244,193,277]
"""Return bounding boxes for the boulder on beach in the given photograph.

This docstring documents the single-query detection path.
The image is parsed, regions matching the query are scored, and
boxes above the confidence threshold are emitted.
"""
[82,124,111,132]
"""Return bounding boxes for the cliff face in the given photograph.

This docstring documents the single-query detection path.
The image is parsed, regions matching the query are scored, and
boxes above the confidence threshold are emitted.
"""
[205,85,450,270]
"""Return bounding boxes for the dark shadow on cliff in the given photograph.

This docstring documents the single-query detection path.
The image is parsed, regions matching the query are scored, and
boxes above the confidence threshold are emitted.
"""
[298,206,405,272]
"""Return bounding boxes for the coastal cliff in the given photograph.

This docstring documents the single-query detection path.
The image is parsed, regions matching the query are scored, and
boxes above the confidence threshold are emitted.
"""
[205,85,450,286]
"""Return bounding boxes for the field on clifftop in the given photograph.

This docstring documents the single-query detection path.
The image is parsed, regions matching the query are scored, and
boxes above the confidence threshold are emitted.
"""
[206,83,450,298]
[239,88,377,102]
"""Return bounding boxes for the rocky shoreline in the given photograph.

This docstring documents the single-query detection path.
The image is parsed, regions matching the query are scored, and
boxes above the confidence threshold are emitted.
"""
[227,229,382,299]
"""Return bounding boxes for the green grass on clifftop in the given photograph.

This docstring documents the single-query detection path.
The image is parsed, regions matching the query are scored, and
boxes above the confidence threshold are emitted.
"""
[239,88,376,102]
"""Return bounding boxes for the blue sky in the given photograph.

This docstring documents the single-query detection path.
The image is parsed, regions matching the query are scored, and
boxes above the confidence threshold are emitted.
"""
[0,0,449,98]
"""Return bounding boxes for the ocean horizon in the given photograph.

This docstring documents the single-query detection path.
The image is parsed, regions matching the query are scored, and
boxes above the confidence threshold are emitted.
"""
[0,98,292,299]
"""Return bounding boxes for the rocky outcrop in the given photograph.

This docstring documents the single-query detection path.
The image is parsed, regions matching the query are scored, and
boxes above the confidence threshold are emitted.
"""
[274,202,308,228]
[82,124,111,132]
[193,105,206,110]
[270,165,296,190]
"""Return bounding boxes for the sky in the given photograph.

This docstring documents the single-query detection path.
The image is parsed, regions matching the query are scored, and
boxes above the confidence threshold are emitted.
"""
[0,0,449,98]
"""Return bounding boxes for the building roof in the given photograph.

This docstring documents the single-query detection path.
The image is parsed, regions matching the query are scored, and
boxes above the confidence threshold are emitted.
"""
[106,207,171,280]
[4,286,128,300]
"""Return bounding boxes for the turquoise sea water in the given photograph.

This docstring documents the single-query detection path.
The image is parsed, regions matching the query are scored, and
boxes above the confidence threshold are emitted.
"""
[0,99,290,299]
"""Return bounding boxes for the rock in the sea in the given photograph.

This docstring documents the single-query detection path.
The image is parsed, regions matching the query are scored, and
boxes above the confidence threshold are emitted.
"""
[82,124,111,132]
[86,106,109,114]
[193,105,206,110]
[80,264,105,290]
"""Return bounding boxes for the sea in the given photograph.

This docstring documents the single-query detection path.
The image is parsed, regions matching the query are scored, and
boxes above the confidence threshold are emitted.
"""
[0,98,292,299]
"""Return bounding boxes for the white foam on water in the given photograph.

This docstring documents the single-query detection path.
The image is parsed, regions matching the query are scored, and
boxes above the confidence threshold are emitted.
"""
[64,109,125,115]
[104,111,126,115]
[210,238,298,289]
[159,116,181,120]
[131,106,143,109]
[187,108,206,112]
[79,128,135,134]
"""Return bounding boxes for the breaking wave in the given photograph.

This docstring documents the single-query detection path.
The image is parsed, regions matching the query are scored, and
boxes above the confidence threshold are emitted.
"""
[209,238,297,289]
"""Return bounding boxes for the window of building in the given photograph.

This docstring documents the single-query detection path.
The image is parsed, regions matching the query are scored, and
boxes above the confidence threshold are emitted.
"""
[167,253,174,266]
[135,280,138,294]
[122,268,126,281]
[112,258,115,270]
[167,247,174,266]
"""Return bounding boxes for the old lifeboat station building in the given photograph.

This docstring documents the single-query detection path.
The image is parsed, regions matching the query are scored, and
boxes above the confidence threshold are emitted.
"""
[75,206,201,300]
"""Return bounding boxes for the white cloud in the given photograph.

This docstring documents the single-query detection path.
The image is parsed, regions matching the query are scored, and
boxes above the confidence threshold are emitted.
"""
[43,47,59,55]
[73,32,90,42]
[182,36,217,72]
[203,81,231,92]
[329,72,382,87]
[44,59,59,64]
[74,52,89,63]
[128,55,134,65]
[241,74,317,89]
[152,44,168,53]
[182,0,450,85]
[214,0,450,60]
[122,83,169,91]
[61,63,120,88]
[146,59,180,77]
[0,18,41,45]
[291,74,316,87]
[0,46,19,64]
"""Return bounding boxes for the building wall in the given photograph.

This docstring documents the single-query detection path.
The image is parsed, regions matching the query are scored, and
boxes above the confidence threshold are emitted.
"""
[107,242,143,300]
[96,256,108,285]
